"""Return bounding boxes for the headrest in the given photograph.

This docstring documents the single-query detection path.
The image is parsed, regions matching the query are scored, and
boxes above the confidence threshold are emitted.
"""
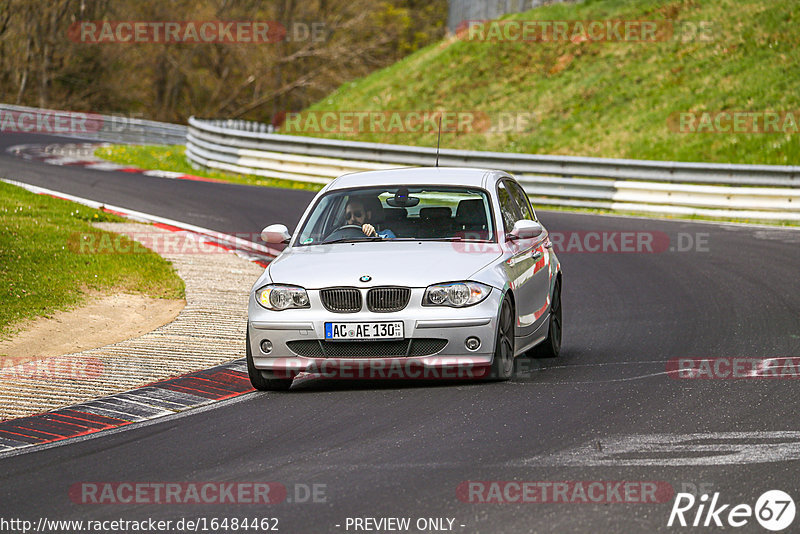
[383,207,407,222]
[419,207,452,220]
[455,199,486,225]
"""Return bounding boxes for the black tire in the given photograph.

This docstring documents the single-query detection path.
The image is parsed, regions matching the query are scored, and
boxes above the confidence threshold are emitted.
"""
[488,294,515,381]
[246,328,293,391]
[532,279,562,359]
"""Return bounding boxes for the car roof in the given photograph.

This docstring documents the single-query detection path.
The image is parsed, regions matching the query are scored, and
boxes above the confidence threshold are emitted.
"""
[325,167,505,191]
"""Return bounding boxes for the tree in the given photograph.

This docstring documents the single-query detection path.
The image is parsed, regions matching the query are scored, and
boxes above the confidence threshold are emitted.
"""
[0,0,447,122]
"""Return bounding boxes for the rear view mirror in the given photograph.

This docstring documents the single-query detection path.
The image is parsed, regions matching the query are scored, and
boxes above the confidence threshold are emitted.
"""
[386,187,420,207]
[261,224,291,244]
[508,219,543,240]
[386,196,420,207]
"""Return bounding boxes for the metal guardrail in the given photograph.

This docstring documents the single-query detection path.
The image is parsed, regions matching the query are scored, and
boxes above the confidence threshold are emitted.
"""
[3,105,798,219]
[0,103,186,145]
[187,117,800,221]
[447,0,570,33]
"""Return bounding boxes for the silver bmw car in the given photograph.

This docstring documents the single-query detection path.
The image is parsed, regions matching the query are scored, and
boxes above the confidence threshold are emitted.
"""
[247,167,562,390]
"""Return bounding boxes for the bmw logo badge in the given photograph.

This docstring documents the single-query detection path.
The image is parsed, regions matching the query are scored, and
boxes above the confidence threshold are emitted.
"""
[359,275,372,282]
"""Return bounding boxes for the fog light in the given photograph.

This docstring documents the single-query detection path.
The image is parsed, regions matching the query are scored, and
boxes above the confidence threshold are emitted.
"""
[465,337,481,351]
[260,339,273,354]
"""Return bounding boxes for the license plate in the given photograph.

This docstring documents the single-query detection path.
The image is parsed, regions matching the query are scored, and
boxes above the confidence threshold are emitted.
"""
[325,321,404,340]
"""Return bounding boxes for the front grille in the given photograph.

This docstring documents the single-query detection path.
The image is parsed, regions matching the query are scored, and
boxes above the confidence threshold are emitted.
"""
[286,340,325,357]
[322,340,410,358]
[366,287,411,313]
[408,338,448,356]
[320,288,362,313]
[286,339,448,358]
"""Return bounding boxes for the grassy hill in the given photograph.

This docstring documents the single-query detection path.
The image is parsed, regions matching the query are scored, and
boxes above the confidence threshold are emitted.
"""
[293,0,799,165]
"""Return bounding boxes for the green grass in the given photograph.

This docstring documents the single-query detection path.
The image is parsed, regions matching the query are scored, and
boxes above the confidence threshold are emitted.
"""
[291,0,800,165]
[95,145,323,191]
[0,181,185,339]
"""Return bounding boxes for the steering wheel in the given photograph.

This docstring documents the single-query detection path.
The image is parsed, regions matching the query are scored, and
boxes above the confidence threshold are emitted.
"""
[323,224,370,243]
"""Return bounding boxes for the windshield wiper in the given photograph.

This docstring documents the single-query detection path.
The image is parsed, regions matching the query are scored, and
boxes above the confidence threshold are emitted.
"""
[393,237,478,242]
[390,237,495,243]
[321,236,383,245]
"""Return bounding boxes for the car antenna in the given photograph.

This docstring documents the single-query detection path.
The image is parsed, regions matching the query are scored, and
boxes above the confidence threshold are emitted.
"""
[435,116,442,167]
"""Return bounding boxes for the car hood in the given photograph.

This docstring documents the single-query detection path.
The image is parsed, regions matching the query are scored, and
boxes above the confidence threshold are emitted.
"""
[267,241,502,289]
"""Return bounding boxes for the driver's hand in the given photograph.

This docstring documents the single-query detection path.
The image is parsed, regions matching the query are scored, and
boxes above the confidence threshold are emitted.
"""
[362,224,377,237]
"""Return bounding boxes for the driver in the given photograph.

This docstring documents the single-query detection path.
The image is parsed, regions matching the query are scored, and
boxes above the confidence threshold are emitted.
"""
[345,198,396,238]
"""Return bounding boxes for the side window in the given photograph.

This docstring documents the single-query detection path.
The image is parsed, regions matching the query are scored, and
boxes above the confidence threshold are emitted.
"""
[508,181,536,221]
[497,181,521,233]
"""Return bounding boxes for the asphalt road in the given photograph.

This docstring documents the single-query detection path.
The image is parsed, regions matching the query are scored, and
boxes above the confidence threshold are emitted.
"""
[1,133,799,533]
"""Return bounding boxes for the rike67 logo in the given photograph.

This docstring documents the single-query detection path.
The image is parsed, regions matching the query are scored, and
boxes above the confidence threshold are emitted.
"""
[668,490,795,531]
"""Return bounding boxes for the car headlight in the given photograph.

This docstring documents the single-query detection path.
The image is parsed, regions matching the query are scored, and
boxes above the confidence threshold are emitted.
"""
[423,281,491,307]
[255,285,310,310]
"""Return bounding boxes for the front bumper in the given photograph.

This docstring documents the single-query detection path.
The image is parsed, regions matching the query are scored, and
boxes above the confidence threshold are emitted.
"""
[248,287,501,379]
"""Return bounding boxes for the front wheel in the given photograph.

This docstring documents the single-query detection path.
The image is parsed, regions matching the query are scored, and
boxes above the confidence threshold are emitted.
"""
[531,279,562,359]
[246,328,293,391]
[487,294,515,381]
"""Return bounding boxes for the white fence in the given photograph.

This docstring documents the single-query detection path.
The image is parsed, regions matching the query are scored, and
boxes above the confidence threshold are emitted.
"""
[0,103,186,145]
[186,117,800,221]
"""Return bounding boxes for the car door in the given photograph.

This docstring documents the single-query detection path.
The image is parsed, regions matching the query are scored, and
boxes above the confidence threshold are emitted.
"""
[498,179,551,341]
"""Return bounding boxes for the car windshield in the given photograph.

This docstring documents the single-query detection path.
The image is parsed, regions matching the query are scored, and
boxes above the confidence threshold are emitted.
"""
[295,186,495,246]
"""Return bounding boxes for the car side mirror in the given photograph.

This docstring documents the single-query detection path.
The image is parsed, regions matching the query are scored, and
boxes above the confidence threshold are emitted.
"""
[261,224,291,244]
[508,219,543,240]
